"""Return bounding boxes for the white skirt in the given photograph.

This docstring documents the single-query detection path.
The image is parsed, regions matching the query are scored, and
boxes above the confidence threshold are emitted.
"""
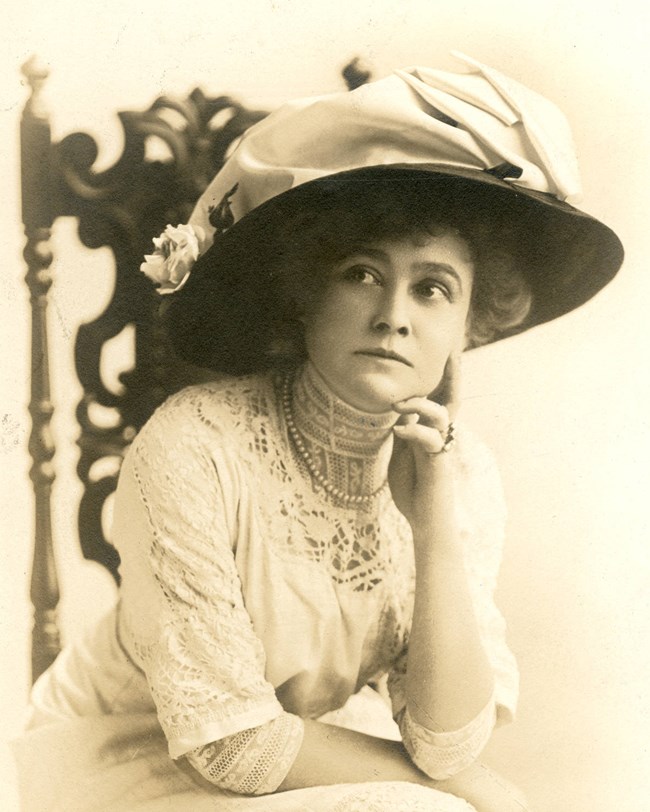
[13,712,477,812]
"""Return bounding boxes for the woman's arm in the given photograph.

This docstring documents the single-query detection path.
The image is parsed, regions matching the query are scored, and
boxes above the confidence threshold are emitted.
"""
[389,352,495,736]
[279,718,427,788]
[403,451,495,733]
[278,719,528,811]
[184,716,528,810]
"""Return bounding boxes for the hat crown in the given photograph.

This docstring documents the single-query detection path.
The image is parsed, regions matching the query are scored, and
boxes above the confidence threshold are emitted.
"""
[190,53,582,244]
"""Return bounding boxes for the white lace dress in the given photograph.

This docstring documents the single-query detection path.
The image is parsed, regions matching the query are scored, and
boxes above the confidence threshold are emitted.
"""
[16,372,518,812]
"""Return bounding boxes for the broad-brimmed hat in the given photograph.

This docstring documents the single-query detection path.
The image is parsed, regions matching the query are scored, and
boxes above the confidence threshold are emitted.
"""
[145,53,623,366]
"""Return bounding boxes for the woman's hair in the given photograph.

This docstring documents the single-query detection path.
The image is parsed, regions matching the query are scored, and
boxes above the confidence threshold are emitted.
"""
[164,175,533,375]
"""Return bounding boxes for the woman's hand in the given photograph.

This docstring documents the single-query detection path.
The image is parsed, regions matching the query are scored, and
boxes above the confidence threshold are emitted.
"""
[388,352,461,536]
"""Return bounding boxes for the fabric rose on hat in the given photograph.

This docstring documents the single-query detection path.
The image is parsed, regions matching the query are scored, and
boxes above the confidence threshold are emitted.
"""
[140,223,205,294]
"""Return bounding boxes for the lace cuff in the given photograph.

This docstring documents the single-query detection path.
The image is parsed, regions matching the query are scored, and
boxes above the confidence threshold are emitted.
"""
[399,695,497,780]
[185,712,305,795]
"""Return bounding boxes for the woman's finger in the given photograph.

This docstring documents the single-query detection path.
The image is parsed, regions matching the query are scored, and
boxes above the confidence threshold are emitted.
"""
[393,421,447,454]
[395,411,420,427]
[393,396,449,431]
[431,351,462,418]
[444,351,462,418]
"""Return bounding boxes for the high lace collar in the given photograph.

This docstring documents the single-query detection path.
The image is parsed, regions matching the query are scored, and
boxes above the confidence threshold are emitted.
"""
[285,363,397,499]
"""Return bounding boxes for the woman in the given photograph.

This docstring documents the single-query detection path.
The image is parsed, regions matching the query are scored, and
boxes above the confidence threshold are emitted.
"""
[16,54,623,811]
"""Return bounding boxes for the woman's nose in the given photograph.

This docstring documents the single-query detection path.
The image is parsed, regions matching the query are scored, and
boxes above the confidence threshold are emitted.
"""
[371,290,410,336]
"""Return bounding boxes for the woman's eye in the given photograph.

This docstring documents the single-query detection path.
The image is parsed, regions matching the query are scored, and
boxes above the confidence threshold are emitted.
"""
[342,265,379,285]
[416,281,450,300]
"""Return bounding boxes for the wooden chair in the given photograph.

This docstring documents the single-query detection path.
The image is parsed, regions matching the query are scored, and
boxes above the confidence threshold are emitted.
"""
[21,56,371,683]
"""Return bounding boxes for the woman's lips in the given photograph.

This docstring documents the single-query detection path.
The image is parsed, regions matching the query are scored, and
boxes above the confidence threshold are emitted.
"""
[355,348,413,367]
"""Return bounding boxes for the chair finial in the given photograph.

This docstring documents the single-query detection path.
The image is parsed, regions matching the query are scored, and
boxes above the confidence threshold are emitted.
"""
[342,57,373,91]
[21,55,50,118]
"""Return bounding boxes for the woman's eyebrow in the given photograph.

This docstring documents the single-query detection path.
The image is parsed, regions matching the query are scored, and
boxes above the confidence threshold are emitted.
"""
[339,249,466,293]
[342,246,389,260]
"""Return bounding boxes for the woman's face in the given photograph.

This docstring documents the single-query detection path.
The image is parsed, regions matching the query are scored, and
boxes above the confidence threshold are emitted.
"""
[303,232,474,413]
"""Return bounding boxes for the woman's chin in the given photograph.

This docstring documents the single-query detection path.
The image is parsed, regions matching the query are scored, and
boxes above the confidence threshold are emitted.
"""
[311,362,438,413]
[338,377,421,414]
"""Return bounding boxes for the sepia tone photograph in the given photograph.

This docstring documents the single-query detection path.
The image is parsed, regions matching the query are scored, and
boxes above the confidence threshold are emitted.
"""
[1,2,649,810]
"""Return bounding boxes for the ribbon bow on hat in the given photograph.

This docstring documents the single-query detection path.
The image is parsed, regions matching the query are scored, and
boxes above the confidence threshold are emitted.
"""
[396,52,582,201]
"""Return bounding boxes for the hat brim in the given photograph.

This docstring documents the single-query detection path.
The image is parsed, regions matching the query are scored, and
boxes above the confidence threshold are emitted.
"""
[168,163,624,359]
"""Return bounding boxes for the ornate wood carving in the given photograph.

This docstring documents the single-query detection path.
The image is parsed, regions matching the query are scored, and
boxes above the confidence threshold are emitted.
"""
[21,66,267,679]
[61,91,268,585]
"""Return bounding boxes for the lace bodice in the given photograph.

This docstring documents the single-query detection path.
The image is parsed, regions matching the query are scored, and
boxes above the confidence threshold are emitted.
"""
[111,371,518,758]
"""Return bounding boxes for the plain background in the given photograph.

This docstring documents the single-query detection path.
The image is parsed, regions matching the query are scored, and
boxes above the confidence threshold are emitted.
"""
[1,1,649,809]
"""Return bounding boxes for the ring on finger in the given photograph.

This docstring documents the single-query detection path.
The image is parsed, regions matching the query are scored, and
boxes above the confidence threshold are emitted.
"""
[432,422,456,457]
[441,421,456,453]
[422,421,456,456]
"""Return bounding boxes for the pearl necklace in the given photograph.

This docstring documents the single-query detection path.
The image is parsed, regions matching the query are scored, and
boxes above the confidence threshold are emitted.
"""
[281,374,389,506]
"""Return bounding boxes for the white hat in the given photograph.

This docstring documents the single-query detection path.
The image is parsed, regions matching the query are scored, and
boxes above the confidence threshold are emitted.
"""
[189,51,586,246]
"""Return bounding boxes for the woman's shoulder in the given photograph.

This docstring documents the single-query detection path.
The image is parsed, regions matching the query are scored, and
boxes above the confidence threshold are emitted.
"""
[158,372,278,417]
[132,372,280,454]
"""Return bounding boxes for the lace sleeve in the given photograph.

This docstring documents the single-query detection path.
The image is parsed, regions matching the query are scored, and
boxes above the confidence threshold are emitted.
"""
[386,430,519,773]
[112,391,283,758]
[397,694,497,780]
[186,712,304,795]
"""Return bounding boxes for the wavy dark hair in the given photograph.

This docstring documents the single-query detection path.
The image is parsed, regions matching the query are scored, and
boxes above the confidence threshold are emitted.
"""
[164,174,533,375]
